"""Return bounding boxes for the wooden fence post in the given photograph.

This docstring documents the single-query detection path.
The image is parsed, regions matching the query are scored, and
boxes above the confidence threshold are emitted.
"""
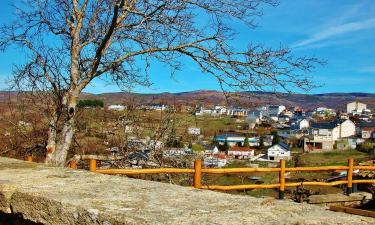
[89,159,97,172]
[25,155,32,162]
[279,159,286,199]
[347,158,354,195]
[70,160,78,169]
[194,159,202,188]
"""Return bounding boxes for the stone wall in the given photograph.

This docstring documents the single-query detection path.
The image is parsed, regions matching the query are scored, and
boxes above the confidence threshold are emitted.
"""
[0,157,375,225]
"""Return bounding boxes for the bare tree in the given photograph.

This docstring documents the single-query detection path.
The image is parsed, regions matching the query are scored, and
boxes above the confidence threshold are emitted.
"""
[0,0,321,166]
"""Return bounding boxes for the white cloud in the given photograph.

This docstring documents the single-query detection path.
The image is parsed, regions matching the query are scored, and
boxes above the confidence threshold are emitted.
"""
[292,18,375,48]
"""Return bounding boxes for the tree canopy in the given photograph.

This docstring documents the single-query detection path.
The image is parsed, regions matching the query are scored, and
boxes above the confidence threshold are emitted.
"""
[0,0,322,166]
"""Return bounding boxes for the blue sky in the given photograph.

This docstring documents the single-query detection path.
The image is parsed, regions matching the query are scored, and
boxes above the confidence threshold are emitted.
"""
[0,0,374,94]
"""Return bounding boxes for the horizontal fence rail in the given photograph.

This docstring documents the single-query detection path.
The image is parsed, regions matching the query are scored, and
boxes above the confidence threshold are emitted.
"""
[24,155,375,199]
[97,168,195,175]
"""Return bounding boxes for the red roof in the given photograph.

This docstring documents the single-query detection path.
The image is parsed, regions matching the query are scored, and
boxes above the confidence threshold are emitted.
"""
[229,146,255,151]
[206,153,227,159]
[363,127,375,131]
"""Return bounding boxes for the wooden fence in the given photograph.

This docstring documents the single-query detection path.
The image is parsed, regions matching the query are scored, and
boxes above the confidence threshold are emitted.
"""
[25,156,375,199]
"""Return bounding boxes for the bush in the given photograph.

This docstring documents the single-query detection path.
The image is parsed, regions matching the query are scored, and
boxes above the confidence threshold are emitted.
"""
[77,99,104,108]
[192,144,205,152]
[219,140,229,151]
[358,142,374,153]
[165,138,185,148]
[270,130,279,145]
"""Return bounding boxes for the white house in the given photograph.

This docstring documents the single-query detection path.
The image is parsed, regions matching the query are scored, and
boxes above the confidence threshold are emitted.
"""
[358,121,375,139]
[267,142,291,161]
[195,106,228,116]
[332,119,356,140]
[227,146,255,159]
[188,127,201,135]
[163,147,191,158]
[313,107,336,118]
[214,134,260,147]
[292,118,310,130]
[108,105,126,110]
[214,134,245,146]
[266,105,286,117]
[204,146,219,154]
[215,106,227,115]
[246,109,264,123]
[144,104,166,111]
[304,119,356,151]
[204,153,227,167]
[226,108,251,117]
[347,101,367,114]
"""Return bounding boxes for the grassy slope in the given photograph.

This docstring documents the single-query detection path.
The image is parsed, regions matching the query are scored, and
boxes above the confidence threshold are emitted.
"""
[299,150,370,166]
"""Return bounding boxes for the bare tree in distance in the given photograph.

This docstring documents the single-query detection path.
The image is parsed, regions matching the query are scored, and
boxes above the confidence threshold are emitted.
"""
[0,0,322,166]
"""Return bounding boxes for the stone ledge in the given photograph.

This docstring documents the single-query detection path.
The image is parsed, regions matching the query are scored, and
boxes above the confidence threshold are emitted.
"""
[0,157,374,225]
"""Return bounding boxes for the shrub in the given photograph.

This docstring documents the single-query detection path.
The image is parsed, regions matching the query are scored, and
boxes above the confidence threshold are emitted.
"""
[77,99,104,108]
[358,142,374,153]
[192,144,205,152]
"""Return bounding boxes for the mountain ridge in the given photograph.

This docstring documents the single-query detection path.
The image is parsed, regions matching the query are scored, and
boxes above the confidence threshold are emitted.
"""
[2,90,375,110]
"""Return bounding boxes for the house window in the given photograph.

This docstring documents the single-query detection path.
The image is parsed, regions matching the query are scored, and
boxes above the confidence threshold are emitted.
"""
[270,156,275,160]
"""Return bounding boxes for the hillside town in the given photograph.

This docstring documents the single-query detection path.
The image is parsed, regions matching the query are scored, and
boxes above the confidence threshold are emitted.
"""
[100,100,375,169]
[1,0,375,223]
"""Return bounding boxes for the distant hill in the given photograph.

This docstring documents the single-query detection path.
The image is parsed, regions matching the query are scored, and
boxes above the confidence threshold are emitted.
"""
[3,90,375,111]
[80,90,375,111]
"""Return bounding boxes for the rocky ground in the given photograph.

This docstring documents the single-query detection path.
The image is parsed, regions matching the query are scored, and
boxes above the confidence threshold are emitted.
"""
[0,157,374,225]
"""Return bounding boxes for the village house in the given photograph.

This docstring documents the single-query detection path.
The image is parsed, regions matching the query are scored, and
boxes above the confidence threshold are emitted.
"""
[304,119,356,151]
[142,104,167,111]
[227,146,255,159]
[358,121,375,139]
[267,142,291,161]
[278,126,308,139]
[226,108,251,117]
[262,135,274,147]
[214,134,246,147]
[214,134,261,147]
[195,106,227,116]
[277,118,310,139]
[281,110,294,118]
[359,114,371,122]
[311,107,336,119]
[278,114,290,123]
[108,104,126,110]
[246,109,265,124]
[347,101,367,114]
[203,153,228,168]
[292,107,305,119]
[127,139,164,152]
[187,127,201,135]
[266,105,286,117]
[162,147,192,158]
[204,146,219,154]
[128,151,149,167]
[291,118,310,130]
[214,106,227,115]
[195,106,215,116]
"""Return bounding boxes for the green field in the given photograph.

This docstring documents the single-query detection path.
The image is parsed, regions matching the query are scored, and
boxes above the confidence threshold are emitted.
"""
[298,149,370,166]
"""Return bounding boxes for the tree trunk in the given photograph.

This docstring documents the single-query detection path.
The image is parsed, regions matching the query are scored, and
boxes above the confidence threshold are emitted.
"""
[45,91,78,166]
[45,29,81,166]
[45,113,57,164]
